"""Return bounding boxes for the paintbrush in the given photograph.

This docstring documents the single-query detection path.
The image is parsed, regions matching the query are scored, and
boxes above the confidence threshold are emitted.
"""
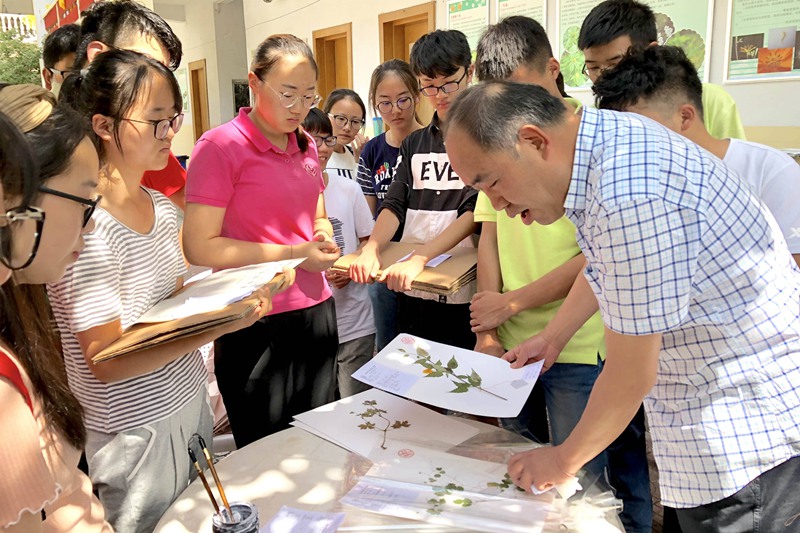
[187,445,220,514]
[197,434,233,521]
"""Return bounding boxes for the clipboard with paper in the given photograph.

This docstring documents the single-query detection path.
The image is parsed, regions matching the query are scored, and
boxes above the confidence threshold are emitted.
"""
[92,259,302,363]
[330,242,477,296]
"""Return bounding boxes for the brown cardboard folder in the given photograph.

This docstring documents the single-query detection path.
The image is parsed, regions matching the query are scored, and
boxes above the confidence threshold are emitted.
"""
[92,274,285,364]
[330,242,477,296]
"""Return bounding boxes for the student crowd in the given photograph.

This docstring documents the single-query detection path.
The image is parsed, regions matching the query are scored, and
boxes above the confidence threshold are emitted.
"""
[1,0,798,532]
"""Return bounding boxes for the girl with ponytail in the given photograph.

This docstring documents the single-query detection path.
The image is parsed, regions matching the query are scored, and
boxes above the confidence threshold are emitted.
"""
[183,34,341,448]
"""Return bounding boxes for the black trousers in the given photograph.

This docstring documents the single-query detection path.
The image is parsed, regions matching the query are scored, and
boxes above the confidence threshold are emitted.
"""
[214,298,338,448]
[396,293,476,350]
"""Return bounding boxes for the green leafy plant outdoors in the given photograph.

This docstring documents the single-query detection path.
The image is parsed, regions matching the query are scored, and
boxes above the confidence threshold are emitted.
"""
[398,346,507,401]
[0,30,41,85]
[425,467,473,515]
[350,399,410,450]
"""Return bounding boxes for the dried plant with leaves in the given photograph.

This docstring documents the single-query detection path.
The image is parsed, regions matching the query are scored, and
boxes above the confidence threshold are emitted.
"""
[350,399,410,450]
[398,345,507,401]
[424,467,473,514]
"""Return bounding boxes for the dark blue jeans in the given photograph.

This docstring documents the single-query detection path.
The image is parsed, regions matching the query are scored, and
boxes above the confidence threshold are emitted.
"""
[501,357,652,533]
[675,455,800,532]
[368,282,398,351]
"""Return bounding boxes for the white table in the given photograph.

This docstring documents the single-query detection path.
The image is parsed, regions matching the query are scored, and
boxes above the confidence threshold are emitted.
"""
[155,420,623,532]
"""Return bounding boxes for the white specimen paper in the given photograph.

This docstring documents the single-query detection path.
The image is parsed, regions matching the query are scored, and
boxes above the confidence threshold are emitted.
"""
[396,251,452,267]
[261,505,345,533]
[341,478,549,533]
[291,389,479,458]
[137,259,304,323]
[352,335,545,417]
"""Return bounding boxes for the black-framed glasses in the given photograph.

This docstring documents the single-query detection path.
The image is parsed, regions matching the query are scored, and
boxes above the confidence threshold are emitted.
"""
[313,135,338,148]
[38,186,101,228]
[121,113,184,140]
[328,114,365,131]
[376,96,414,114]
[0,206,45,270]
[263,80,321,109]
[419,69,468,96]
[46,67,70,79]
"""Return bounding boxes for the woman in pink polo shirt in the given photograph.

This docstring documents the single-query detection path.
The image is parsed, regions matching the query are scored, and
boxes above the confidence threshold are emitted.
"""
[184,34,341,448]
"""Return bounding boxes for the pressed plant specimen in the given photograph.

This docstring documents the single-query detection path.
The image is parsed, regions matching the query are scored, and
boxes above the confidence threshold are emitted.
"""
[350,399,410,449]
[424,467,473,515]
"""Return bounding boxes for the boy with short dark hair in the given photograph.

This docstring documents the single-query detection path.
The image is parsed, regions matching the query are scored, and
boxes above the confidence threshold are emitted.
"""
[578,0,746,141]
[349,30,478,350]
[303,108,376,398]
[41,23,80,97]
[73,0,186,208]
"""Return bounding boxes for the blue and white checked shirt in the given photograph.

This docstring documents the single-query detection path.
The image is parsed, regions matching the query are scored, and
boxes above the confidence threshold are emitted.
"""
[565,107,800,507]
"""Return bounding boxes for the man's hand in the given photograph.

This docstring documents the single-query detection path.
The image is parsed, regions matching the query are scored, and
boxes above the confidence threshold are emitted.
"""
[474,330,505,358]
[503,331,563,373]
[379,255,426,292]
[508,446,578,494]
[470,290,514,332]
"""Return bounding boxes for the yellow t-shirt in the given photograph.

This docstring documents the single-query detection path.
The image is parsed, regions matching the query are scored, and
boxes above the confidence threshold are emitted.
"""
[701,83,746,141]
[474,193,606,365]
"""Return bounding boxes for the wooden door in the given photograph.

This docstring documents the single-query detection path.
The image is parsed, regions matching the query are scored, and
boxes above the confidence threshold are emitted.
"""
[379,2,436,126]
[313,23,353,106]
[189,59,210,141]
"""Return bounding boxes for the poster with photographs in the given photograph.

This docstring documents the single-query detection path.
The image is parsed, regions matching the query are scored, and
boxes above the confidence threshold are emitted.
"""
[726,0,800,82]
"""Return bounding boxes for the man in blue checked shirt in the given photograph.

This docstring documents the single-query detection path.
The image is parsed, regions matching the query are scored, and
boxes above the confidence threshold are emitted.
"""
[444,81,800,532]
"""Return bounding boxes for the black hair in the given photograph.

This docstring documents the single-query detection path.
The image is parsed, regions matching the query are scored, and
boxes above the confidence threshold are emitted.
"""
[0,112,38,206]
[74,0,183,70]
[60,49,182,156]
[368,59,418,111]
[302,107,333,137]
[251,34,319,153]
[410,30,471,78]
[42,24,80,68]
[445,81,568,153]
[592,46,704,119]
[0,110,88,451]
[323,88,366,120]
[475,16,553,81]
[578,0,657,50]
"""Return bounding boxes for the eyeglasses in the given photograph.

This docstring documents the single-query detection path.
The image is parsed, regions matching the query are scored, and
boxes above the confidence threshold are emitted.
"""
[263,80,321,109]
[0,206,45,270]
[313,135,338,148]
[419,69,468,97]
[328,114,365,131]
[582,63,619,78]
[46,67,70,79]
[38,186,101,228]
[121,113,184,140]
[376,96,414,114]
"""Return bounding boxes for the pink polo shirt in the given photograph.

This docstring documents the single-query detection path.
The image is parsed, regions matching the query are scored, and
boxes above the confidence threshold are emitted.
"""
[186,107,331,314]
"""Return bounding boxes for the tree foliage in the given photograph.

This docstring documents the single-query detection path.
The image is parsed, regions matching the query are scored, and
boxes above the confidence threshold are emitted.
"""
[0,30,41,86]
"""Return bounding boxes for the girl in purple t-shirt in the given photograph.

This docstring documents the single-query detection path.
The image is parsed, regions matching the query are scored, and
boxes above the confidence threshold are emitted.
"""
[183,35,340,447]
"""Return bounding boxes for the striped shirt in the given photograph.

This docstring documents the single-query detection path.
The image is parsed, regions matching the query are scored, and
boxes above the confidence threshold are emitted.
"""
[48,188,206,434]
[566,107,800,507]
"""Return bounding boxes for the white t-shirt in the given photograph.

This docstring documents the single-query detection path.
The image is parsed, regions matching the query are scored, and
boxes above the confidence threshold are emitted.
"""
[724,138,800,254]
[324,173,376,342]
[326,146,358,181]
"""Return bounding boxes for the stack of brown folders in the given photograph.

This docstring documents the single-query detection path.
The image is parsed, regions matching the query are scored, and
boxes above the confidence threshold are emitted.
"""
[92,274,286,364]
[330,242,477,296]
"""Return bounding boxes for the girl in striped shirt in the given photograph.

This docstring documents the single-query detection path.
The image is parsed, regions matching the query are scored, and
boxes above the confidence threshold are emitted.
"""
[51,50,285,532]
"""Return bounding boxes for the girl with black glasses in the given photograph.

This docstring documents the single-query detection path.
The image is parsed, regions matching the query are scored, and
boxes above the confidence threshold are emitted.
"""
[0,89,111,531]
